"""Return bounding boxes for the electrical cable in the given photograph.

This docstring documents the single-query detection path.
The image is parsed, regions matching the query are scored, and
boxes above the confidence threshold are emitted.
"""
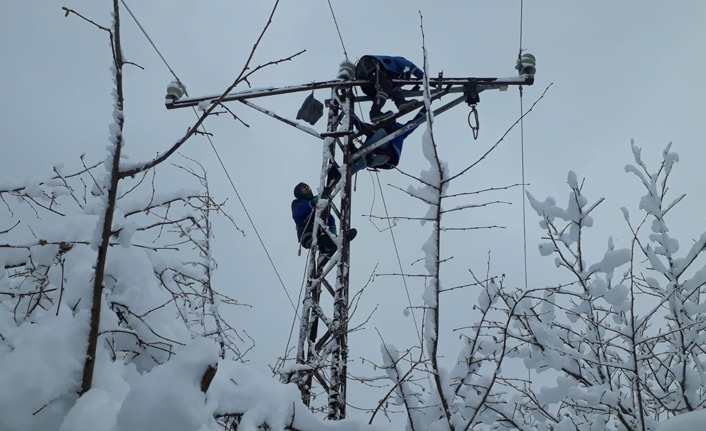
[119,0,185,92]
[519,95,528,291]
[119,0,298,313]
[326,0,348,60]
[275,247,311,374]
[198,121,299,313]
[374,172,424,348]
[519,0,524,54]
[518,0,529,291]
[323,0,370,129]
[519,0,533,386]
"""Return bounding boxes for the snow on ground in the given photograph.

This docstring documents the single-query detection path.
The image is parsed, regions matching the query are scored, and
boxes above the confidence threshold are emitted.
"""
[657,410,706,431]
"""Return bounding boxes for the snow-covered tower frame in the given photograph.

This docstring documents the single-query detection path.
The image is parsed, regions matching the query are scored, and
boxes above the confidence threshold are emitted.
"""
[165,68,534,420]
[294,83,355,420]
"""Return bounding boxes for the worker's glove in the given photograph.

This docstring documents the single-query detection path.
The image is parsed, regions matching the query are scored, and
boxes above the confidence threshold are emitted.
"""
[330,227,337,236]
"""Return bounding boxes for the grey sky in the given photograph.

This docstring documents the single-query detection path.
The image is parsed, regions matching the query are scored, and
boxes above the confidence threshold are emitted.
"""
[2,0,706,423]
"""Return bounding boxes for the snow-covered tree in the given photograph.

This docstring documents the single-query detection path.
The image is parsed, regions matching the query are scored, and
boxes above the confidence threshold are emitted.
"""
[514,140,706,431]
[1,2,375,430]
[366,29,552,430]
[370,128,706,431]
[5,3,706,431]
[0,3,244,430]
[363,28,706,431]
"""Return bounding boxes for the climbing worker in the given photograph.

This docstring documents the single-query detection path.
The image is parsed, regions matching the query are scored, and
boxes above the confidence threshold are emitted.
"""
[355,55,424,122]
[349,106,427,174]
[291,182,357,259]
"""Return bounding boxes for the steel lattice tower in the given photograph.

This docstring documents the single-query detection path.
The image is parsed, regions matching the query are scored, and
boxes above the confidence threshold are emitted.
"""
[165,68,534,420]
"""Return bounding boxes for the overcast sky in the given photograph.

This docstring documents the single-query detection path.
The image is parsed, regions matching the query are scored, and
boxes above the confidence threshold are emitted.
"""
[3,0,706,423]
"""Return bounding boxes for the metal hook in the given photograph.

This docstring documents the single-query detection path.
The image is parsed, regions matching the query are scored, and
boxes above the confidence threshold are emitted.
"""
[468,106,479,140]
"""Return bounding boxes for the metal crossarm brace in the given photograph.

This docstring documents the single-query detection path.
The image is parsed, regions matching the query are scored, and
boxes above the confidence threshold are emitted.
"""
[164,76,534,110]
[350,94,467,164]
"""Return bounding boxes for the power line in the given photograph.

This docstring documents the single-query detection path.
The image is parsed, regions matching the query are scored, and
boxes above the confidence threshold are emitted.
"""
[274,239,311,375]
[519,0,524,56]
[518,0,529,291]
[199,122,298,312]
[119,0,185,92]
[326,0,348,60]
[374,172,424,348]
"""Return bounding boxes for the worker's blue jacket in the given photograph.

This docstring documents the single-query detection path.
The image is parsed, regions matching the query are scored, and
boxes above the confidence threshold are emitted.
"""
[366,55,424,79]
[291,195,336,243]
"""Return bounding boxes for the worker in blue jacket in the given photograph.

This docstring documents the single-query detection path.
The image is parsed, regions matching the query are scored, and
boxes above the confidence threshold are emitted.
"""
[355,55,424,122]
[291,182,357,258]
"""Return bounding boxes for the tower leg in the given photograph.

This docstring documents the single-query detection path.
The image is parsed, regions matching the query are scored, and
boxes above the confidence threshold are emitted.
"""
[295,86,354,420]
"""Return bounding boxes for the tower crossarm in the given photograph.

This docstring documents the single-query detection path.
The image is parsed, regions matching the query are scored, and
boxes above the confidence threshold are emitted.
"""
[164,75,534,110]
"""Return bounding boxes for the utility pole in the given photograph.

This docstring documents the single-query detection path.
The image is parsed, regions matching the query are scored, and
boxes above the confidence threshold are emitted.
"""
[165,64,534,419]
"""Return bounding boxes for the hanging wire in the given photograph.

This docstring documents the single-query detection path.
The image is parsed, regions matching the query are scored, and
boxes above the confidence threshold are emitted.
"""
[519,0,524,55]
[119,0,186,93]
[322,0,370,123]
[374,172,424,349]
[274,247,311,374]
[199,123,299,313]
[119,0,298,313]
[516,0,528,288]
[518,0,533,387]
[326,0,348,60]
[519,92,528,292]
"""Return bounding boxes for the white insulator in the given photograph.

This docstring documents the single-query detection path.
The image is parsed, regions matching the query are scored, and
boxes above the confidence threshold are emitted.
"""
[337,60,356,80]
[516,53,536,75]
[166,80,186,101]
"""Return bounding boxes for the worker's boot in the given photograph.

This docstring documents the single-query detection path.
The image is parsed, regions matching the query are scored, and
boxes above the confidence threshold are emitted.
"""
[391,88,418,112]
[346,228,358,242]
[369,91,393,122]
